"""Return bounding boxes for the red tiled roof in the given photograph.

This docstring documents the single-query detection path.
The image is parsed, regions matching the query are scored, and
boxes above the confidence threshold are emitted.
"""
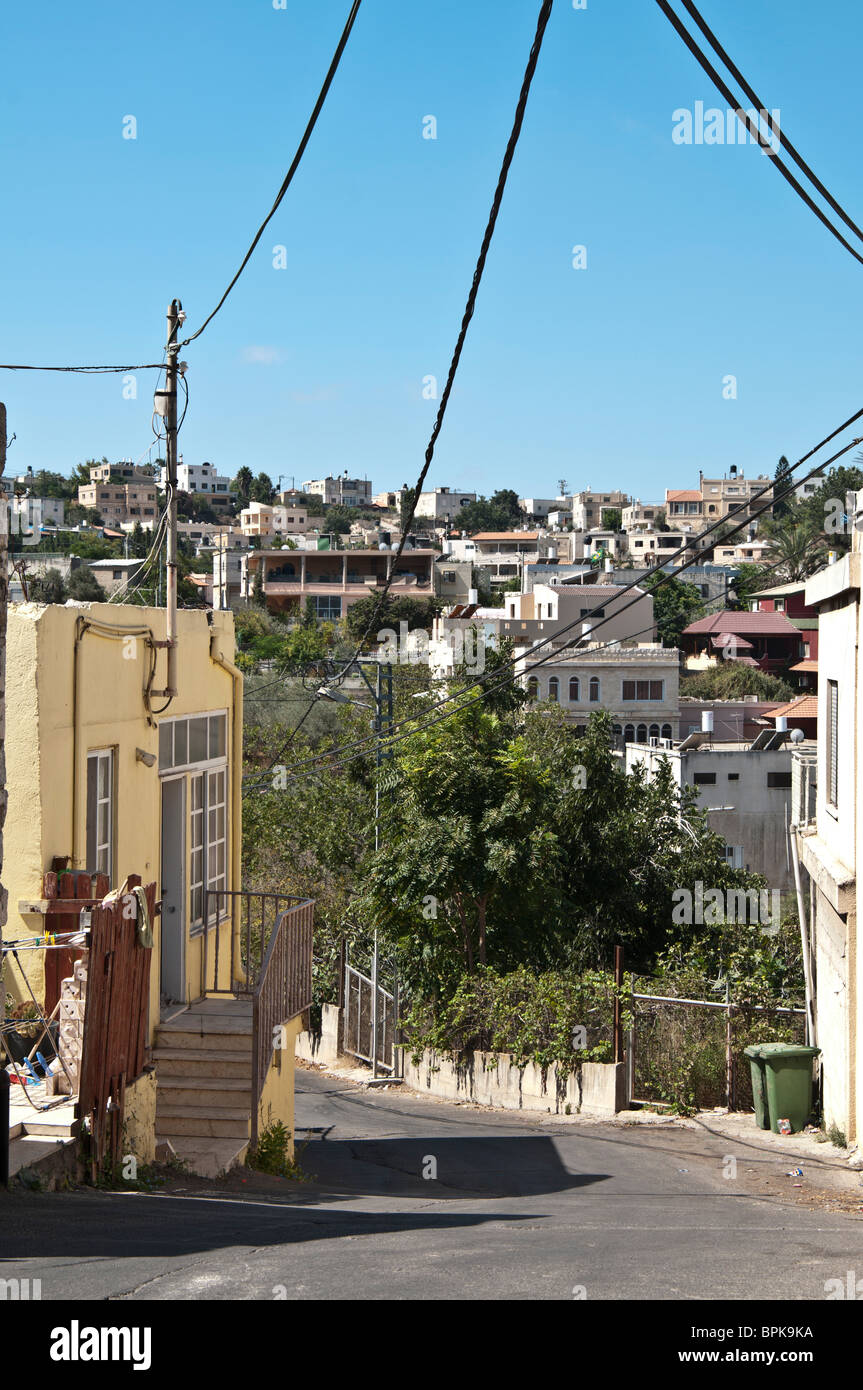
[765,696,818,721]
[471,532,540,541]
[790,659,818,672]
[666,490,702,502]
[683,610,800,636]
[709,632,753,650]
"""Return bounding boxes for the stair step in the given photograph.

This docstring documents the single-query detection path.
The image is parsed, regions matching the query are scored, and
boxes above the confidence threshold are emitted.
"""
[158,1079,251,1107]
[167,1138,249,1178]
[156,1114,250,1139]
[155,1029,252,1054]
[154,1051,251,1080]
[159,1014,253,1035]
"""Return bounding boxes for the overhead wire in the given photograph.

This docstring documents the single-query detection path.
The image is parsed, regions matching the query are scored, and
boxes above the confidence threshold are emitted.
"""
[179,0,363,348]
[654,0,863,268]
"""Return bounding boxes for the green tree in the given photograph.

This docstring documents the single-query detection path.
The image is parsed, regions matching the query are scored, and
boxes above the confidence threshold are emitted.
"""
[643,573,705,647]
[250,471,275,504]
[399,486,417,533]
[680,664,795,701]
[762,513,826,580]
[344,594,436,644]
[773,455,793,518]
[28,567,68,603]
[600,507,622,532]
[458,490,523,533]
[67,566,105,601]
[728,563,773,608]
[232,466,253,505]
[323,505,354,534]
[252,561,266,609]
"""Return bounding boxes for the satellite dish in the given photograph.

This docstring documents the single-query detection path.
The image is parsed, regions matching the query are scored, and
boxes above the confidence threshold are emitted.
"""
[790,727,805,743]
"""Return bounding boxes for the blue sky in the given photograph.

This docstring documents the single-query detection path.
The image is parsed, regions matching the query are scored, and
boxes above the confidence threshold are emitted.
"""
[1,0,861,501]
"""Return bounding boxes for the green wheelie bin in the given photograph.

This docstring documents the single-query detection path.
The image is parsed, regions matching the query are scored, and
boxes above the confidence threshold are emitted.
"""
[759,1042,820,1133]
[744,1045,770,1129]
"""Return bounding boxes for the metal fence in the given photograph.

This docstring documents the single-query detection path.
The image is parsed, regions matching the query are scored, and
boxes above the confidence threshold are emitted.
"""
[343,961,399,1076]
[629,989,807,1110]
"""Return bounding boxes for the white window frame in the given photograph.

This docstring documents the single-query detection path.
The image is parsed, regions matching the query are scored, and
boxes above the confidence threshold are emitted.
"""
[86,748,115,883]
[158,710,230,932]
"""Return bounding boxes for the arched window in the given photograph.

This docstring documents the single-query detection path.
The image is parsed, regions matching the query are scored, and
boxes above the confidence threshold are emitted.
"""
[661,723,673,740]
[569,676,580,702]
[612,723,622,736]
[589,677,600,703]
[649,723,660,741]
[527,676,540,700]
[548,676,559,702]
[636,723,648,742]
[624,724,635,743]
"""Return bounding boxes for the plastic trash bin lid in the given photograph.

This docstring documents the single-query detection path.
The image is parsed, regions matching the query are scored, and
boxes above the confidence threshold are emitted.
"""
[758,1043,820,1060]
[743,1045,764,1059]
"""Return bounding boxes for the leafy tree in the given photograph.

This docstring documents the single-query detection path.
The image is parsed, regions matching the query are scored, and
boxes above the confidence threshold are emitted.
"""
[67,566,105,601]
[28,567,67,603]
[458,490,523,533]
[728,562,773,608]
[323,505,355,534]
[643,572,705,647]
[795,461,863,554]
[762,513,826,580]
[250,472,275,504]
[344,594,436,644]
[680,664,795,701]
[600,507,622,532]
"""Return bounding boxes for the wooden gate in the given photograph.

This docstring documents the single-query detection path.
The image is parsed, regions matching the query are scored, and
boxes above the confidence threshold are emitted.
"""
[78,877,156,1177]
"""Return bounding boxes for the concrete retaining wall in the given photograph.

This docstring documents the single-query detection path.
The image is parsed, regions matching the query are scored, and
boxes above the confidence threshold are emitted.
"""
[296,1003,341,1066]
[402,1048,624,1117]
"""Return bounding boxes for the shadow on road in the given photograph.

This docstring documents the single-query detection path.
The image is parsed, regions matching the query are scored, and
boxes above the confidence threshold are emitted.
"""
[298,1133,610,1198]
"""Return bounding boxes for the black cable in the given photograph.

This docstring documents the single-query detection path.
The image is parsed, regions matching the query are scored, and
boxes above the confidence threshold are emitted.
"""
[655,0,863,269]
[0,362,164,374]
[180,0,363,348]
[677,0,863,247]
[346,0,555,660]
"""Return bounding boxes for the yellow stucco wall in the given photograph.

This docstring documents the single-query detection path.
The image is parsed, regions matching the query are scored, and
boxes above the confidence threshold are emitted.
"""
[258,1015,302,1158]
[123,1069,158,1167]
[4,601,239,1037]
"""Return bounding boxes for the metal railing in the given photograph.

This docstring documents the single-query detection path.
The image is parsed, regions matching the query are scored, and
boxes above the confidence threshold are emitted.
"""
[201,889,309,997]
[251,898,314,1145]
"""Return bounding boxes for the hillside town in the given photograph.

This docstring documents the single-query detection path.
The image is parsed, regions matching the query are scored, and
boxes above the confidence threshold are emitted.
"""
[3,0,863,1355]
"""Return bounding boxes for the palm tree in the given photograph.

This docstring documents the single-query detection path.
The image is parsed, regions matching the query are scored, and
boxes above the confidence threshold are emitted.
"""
[232,466,253,506]
[764,515,826,581]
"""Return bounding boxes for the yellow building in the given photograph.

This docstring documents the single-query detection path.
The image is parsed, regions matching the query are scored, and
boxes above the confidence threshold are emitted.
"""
[4,601,311,1175]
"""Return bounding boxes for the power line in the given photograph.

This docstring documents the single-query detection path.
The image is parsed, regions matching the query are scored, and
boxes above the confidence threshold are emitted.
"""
[677,0,863,247]
[245,411,863,785]
[655,0,863,268]
[0,362,164,374]
[179,0,363,348]
[345,0,555,661]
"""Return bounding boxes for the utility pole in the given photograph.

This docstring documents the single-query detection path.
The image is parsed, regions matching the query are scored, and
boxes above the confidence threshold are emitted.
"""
[0,406,8,1068]
[153,299,184,698]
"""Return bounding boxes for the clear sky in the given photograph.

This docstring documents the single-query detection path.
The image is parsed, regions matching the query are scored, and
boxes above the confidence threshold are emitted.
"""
[1,0,861,501]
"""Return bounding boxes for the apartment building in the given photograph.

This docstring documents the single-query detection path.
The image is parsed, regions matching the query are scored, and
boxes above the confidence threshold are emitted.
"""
[499,582,655,646]
[239,500,310,540]
[518,644,679,742]
[626,735,801,892]
[304,474,372,508]
[157,459,232,509]
[666,467,773,525]
[244,546,435,618]
[9,494,65,539]
[570,489,629,531]
[413,486,476,522]
[751,579,820,689]
[622,500,665,530]
[443,532,560,586]
[78,477,159,526]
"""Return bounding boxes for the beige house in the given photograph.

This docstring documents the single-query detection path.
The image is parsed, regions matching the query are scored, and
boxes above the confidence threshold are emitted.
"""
[517,643,680,742]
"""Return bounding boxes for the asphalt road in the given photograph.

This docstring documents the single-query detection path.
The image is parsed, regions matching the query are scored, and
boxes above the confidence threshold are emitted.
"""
[2,1065,863,1301]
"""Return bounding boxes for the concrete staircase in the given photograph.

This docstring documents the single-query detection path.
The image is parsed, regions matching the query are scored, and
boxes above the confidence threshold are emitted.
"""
[153,998,254,1178]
